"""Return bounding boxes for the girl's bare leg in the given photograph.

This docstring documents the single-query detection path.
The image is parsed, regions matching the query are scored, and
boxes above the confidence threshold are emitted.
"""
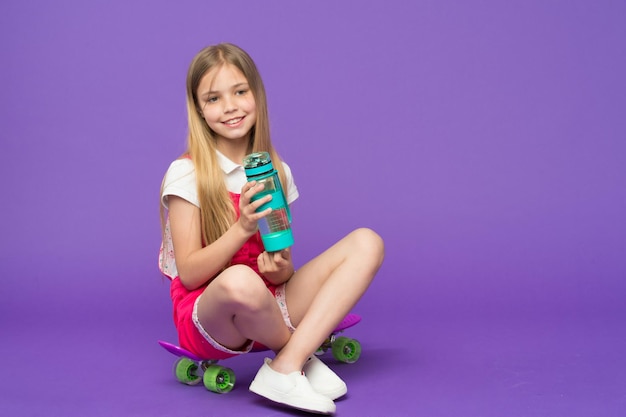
[195,264,291,352]
[271,228,385,374]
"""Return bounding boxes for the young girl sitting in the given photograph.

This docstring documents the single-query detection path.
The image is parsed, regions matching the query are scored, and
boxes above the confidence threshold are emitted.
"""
[159,43,384,415]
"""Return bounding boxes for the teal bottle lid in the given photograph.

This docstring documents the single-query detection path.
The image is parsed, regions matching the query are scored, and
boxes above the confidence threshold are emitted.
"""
[243,152,274,177]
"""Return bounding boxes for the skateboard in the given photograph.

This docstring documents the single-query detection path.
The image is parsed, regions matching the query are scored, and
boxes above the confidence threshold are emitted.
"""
[158,313,362,394]
[315,313,362,363]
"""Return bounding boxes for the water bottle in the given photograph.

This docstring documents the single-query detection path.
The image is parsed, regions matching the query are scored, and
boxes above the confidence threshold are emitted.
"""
[243,152,294,252]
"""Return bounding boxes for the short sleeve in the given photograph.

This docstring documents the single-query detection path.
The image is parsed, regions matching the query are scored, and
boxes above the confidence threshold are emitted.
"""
[282,162,299,204]
[161,159,199,209]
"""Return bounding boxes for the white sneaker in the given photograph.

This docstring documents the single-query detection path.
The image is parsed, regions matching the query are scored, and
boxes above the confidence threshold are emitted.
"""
[304,356,348,400]
[249,358,336,415]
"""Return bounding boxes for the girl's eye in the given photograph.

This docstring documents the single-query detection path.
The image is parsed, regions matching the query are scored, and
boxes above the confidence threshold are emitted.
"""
[236,89,248,96]
[206,97,218,104]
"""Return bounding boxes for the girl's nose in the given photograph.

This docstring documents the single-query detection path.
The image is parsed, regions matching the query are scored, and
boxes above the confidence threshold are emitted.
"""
[223,95,237,113]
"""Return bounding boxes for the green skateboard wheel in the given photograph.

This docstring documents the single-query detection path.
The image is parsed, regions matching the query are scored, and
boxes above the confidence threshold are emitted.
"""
[332,336,362,363]
[203,365,235,393]
[174,358,201,385]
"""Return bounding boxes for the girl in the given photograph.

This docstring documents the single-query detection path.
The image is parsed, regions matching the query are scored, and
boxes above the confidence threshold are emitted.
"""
[159,43,384,415]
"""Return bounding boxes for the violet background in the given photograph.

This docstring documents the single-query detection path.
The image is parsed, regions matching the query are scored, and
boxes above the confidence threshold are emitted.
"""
[1,1,625,416]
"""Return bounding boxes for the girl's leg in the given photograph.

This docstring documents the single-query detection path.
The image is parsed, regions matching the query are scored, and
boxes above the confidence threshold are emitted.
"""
[197,264,339,413]
[195,264,291,352]
[272,228,384,374]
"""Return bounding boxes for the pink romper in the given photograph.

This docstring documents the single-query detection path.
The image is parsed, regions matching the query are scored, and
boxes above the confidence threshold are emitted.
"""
[169,192,290,360]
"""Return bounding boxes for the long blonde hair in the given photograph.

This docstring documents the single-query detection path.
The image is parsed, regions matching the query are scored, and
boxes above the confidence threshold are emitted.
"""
[161,43,288,248]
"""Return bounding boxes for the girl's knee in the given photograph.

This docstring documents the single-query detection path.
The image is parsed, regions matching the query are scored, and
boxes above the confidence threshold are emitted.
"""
[349,228,385,265]
[212,265,268,306]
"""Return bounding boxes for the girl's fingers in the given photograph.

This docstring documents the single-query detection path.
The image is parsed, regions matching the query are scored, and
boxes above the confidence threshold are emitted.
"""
[245,182,265,201]
[251,194,272,211]
[272,250,290,267]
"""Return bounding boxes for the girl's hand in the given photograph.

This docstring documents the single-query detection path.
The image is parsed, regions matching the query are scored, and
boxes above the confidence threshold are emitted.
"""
[238,181,272,236]
[258,248,294,284]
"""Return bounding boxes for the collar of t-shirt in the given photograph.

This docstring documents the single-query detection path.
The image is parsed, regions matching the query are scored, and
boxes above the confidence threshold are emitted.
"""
[216,150,247,193]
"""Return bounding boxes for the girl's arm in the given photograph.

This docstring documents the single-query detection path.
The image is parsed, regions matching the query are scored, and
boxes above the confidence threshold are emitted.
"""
[168,182,271,290]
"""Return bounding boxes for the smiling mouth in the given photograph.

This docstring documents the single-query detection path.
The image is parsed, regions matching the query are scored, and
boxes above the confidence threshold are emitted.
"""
[223,117,244,126]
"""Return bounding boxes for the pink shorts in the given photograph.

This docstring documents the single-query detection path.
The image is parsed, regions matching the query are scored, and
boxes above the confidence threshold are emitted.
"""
[170,277,295,360]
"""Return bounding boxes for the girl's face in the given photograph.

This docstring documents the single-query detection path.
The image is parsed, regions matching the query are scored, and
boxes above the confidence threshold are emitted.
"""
[197,63,257,147]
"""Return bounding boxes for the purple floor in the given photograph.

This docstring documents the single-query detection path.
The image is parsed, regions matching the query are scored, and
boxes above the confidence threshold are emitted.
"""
[2,282,625,417]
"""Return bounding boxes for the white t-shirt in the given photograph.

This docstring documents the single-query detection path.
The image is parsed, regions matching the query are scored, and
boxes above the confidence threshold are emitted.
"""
[161,151,299,208]
[159,151,299,279]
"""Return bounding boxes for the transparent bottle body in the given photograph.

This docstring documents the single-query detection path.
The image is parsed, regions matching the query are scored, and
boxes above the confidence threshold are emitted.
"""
[251,174,293,251]
[258,207,291,235]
